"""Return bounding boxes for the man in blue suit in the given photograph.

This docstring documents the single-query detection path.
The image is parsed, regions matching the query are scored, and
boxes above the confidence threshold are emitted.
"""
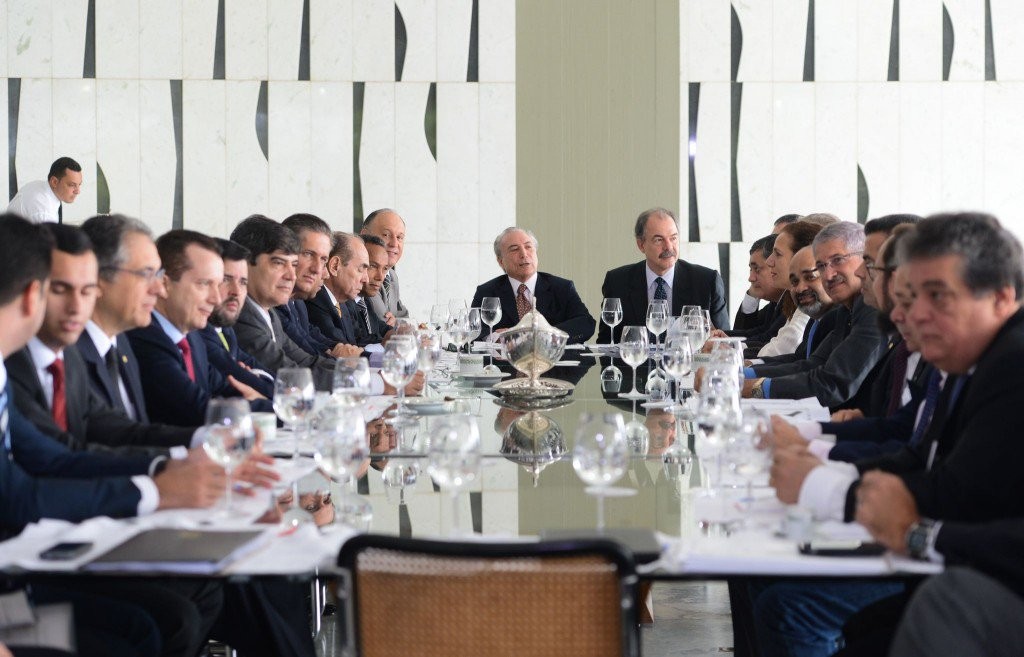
[471,227,596,344]
[305,231,367,347]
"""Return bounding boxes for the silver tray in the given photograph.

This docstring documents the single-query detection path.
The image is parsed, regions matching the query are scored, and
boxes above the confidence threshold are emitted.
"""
[493,377,575,402]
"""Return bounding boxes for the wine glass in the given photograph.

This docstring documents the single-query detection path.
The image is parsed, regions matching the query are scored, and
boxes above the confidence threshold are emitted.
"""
[618,326,649,400]
[663,334,694,409]
[203,398,256,515]
[600,298,623,348]
[427,413,481,536]
[572,412,628,531]
[446,312,472,355]
[479,297,502,368]
[465,308,483,355]
[381,335,418,418]
[332,356,371,406]
[726,415,772,509]
[273,367,315,458]
[415,329,442,382]
[448,298,468,318]
[311,403,371,528]
[646,299,671,351]
[429,304,449,331]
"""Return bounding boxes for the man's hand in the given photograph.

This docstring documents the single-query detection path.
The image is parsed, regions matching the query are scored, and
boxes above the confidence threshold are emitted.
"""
[830,408,864,423]
[383,311,396,327]
[693,367,705,392]
[741,377,758,398]
[154,448,226,509]
[382,370,425,397]
[328,343,362,358]
[855,470,920,554]
[232,453,281,494]
[701,330,727,353]
[769,445,822,504]
[228,375,266,401]
[767,415,809,451]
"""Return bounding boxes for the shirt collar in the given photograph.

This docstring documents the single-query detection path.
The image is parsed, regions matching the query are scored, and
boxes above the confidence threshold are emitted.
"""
[323,286,339,306]
[645,264,673,291]
[27,336,61,371]
[152,310,186,345]
[507,272,538,298]
[0,352,6,391]
[84,320,115,357]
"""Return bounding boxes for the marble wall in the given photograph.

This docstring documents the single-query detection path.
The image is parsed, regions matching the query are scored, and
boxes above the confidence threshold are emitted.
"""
[680,0,1024,317]
[2,0,515,321]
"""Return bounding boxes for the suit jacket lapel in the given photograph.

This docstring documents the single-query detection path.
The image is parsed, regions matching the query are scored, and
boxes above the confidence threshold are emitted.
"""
[78,334,119,409]
[670,261,688,316]
[534,275,552,317]
[116,334,149,424]
[496,280,519,328]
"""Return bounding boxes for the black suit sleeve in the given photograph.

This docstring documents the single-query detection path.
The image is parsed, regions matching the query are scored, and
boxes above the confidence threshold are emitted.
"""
[708,272,730,331]
[546,279,596,344]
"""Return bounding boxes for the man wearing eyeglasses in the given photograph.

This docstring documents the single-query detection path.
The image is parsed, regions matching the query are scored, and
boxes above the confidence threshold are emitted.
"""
[743,221,890,408]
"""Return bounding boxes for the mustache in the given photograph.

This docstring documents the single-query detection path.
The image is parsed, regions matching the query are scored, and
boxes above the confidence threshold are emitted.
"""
[659,249,676,259]
[795,290,820,305]
[826,273,846,287]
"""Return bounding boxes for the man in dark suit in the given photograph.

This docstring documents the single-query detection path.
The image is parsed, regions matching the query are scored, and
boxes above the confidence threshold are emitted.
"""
[725,234,787,354]
[598,207,729,343]
[470,227,595,344]
[305,231,368,347]
[350,235,393,348]
[359,208,409,322]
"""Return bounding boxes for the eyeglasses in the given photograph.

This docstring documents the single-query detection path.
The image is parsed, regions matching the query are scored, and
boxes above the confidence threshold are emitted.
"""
[814,252,863,274]
[865,264,895,281]
[103,266,166,282]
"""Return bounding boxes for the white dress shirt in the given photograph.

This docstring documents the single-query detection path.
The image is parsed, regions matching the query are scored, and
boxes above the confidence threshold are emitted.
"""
[757,309,812,358]
[507,272,538,302]
[7,180,61,223]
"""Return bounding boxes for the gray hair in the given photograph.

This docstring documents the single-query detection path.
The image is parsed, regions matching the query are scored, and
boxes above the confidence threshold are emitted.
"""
[634,207,678,239]
[812,220,865,254]
[493,227,538,259]
[330,231,356,265]
[802,212,841,227]
[361,208,405,230]
[81,214,154,281]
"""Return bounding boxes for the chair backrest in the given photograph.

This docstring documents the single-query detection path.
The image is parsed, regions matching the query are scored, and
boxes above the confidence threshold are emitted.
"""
[337,534,639,657]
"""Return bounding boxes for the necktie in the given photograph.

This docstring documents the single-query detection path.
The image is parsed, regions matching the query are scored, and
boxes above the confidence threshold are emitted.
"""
[805,320,819,358]
[177,338,196,382]
[654,277,668,301]
[217,329,230,351]
[516,284,531,319]
[57,203,63,224]
[381,272,392,308]
[104,346,128,413]
[334,302,344,318]
[356,299,372,332]
[0,390,11,456]
[47,359,68,431]
[909,371,942,446]
[884,341,911,417]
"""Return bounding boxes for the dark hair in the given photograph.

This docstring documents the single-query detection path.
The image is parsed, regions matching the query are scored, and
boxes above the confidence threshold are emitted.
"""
[48,224,93,255]
[156,230,222,282]
[81,214,155,281]
[230,215,300,264]
[283,213,332,239]
[874,225,918,334]
[773,214,801,227]
[901,212,1024,298]
[633,207,678,239]
[750,234,777,258]
[47,156,82,181]
[864,214,921,236]
[361,208,404,231]
[360,234,386,249]
[330,231,356,264]
[215,238,250,263]
[0,214,54,305]
[779,220,823,252]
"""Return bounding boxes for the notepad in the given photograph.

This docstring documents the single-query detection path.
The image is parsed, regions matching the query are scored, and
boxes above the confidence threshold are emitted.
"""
[84,528,267,575]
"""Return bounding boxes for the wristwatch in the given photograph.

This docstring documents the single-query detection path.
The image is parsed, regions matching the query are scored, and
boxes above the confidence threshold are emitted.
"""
[750,377,766,399]
[906,518,940,560]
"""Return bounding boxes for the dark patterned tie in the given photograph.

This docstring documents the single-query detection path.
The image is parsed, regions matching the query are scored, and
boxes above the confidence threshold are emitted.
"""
[47,359,68,431]
[105,346,128,413]
[884,341,911,417]
[654,277,668,301]
[356,299,372,332]
[516,284,531,319]
[381,272,392,308]
[909,371,942,446]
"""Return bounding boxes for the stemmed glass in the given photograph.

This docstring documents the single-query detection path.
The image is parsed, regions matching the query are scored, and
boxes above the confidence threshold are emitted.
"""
[332,356,371,406]
[427,413,481,536]
[273,367,314,458]
[600,298,623,348]
[618,326,649,400]
[203,398,256,516]
[415,329,442,382]
[726,415,772,509]
[446,311,472,355]
[311,403,371,528]
[479,297,502,367]
[663,334,694,409]
[448,298,468,319]
[429,304,449,331]
[572,412,628,531]
[381,335,418,419]
[465,308,482,354]
[646,299,670,351]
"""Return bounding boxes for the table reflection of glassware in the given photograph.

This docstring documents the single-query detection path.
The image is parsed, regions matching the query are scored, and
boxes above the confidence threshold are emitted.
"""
[382,458,420,508]
[726,417,772,509]
[273,367,314,458]
[600,297,623,348]
[694,376,742,532]
[663,334,694,409]
[600,364,623,393]
[427,414,481,536]
[311,403,371,528]
[625,400,650,455]
[572,412,628,531]
[479,297,502,369]
[203,398,256,516]
[618,326,649,400]
[332,356,370,406]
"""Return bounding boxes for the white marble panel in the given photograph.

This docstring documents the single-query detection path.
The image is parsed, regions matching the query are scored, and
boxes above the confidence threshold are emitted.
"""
[359,82,397,214]
[682,0,730,81]
[815,0,858,81]
[479,83,514,244]
[899,0,942,81]
[857,82,901,217]
[731,1,771,82]
[269,0,304,80]
[224,81,269,223]
[772,83,816,220]
[352,0,394,82]
[394,82,437,243]
[52,79,97,223]
[96,0,139,79]
[139,81,177,233]
[735,82,772,238]
[939,81,984,210]
[51,0,88,78]
[12,79,53,197]
[0,81,8,201]
[944,0,984,80]
[813,83,857,220]
[693,82,730,242]
[8,1,50,77]
[395,0,436,82]
[676,241,720,273]
[858,0,894,81]
[310,81,353,228]
[984,83,1024,227]
[436,82,479,242]
[182,81,227,235]
[728,241,752,319]
[773,0,810,81]
[183,0,220,80]
[436,242,479,309]
[898,83,942,215]
[310,0,352,81]
[990,0,1024,81]
[140,0,183,79]
[268,81,313,217]
[226,0,268,80]
[477,241,502,286]
[479,0,514,82]
[393,238,437,318]
[0,3,8,77]
[96,80,141,218]
[680,80,690,233]
[436,0,472,82]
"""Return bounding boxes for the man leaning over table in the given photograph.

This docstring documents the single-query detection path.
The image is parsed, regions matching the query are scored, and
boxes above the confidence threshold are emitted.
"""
[471,227,596,344]
[745,213,1024,657]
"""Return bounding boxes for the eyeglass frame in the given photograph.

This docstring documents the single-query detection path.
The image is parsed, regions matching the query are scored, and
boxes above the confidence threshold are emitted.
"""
[101,266,166,282]
[814,251,863,274]
[864,263,895,281]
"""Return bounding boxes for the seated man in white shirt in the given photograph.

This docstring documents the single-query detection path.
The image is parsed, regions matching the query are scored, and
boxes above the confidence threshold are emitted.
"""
[7,156,82,223]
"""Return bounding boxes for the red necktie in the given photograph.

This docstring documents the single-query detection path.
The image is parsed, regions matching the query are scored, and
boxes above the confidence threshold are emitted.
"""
[47,359,68,431]
[177,338,196,382]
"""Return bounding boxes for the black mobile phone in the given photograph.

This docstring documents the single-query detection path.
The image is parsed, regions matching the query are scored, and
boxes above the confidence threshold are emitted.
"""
[798,540,886,557]
[38,541,94,561]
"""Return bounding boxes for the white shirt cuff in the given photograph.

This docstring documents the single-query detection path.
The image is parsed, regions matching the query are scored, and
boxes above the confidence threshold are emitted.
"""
[132,475,160,515]
[797,461,859,521]
[188,429,205,450]
[795,421,823,441]
[740,294,759,313]
[807,438,834,461]
[171,445,190,459]
[370,371,386,395]
[253,368,274,380]
[748,358,764,366]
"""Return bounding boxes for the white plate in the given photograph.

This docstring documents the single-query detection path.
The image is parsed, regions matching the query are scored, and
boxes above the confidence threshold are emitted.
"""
[402,398,449,413]
[554,360,580,367]
[455,371,511,380]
